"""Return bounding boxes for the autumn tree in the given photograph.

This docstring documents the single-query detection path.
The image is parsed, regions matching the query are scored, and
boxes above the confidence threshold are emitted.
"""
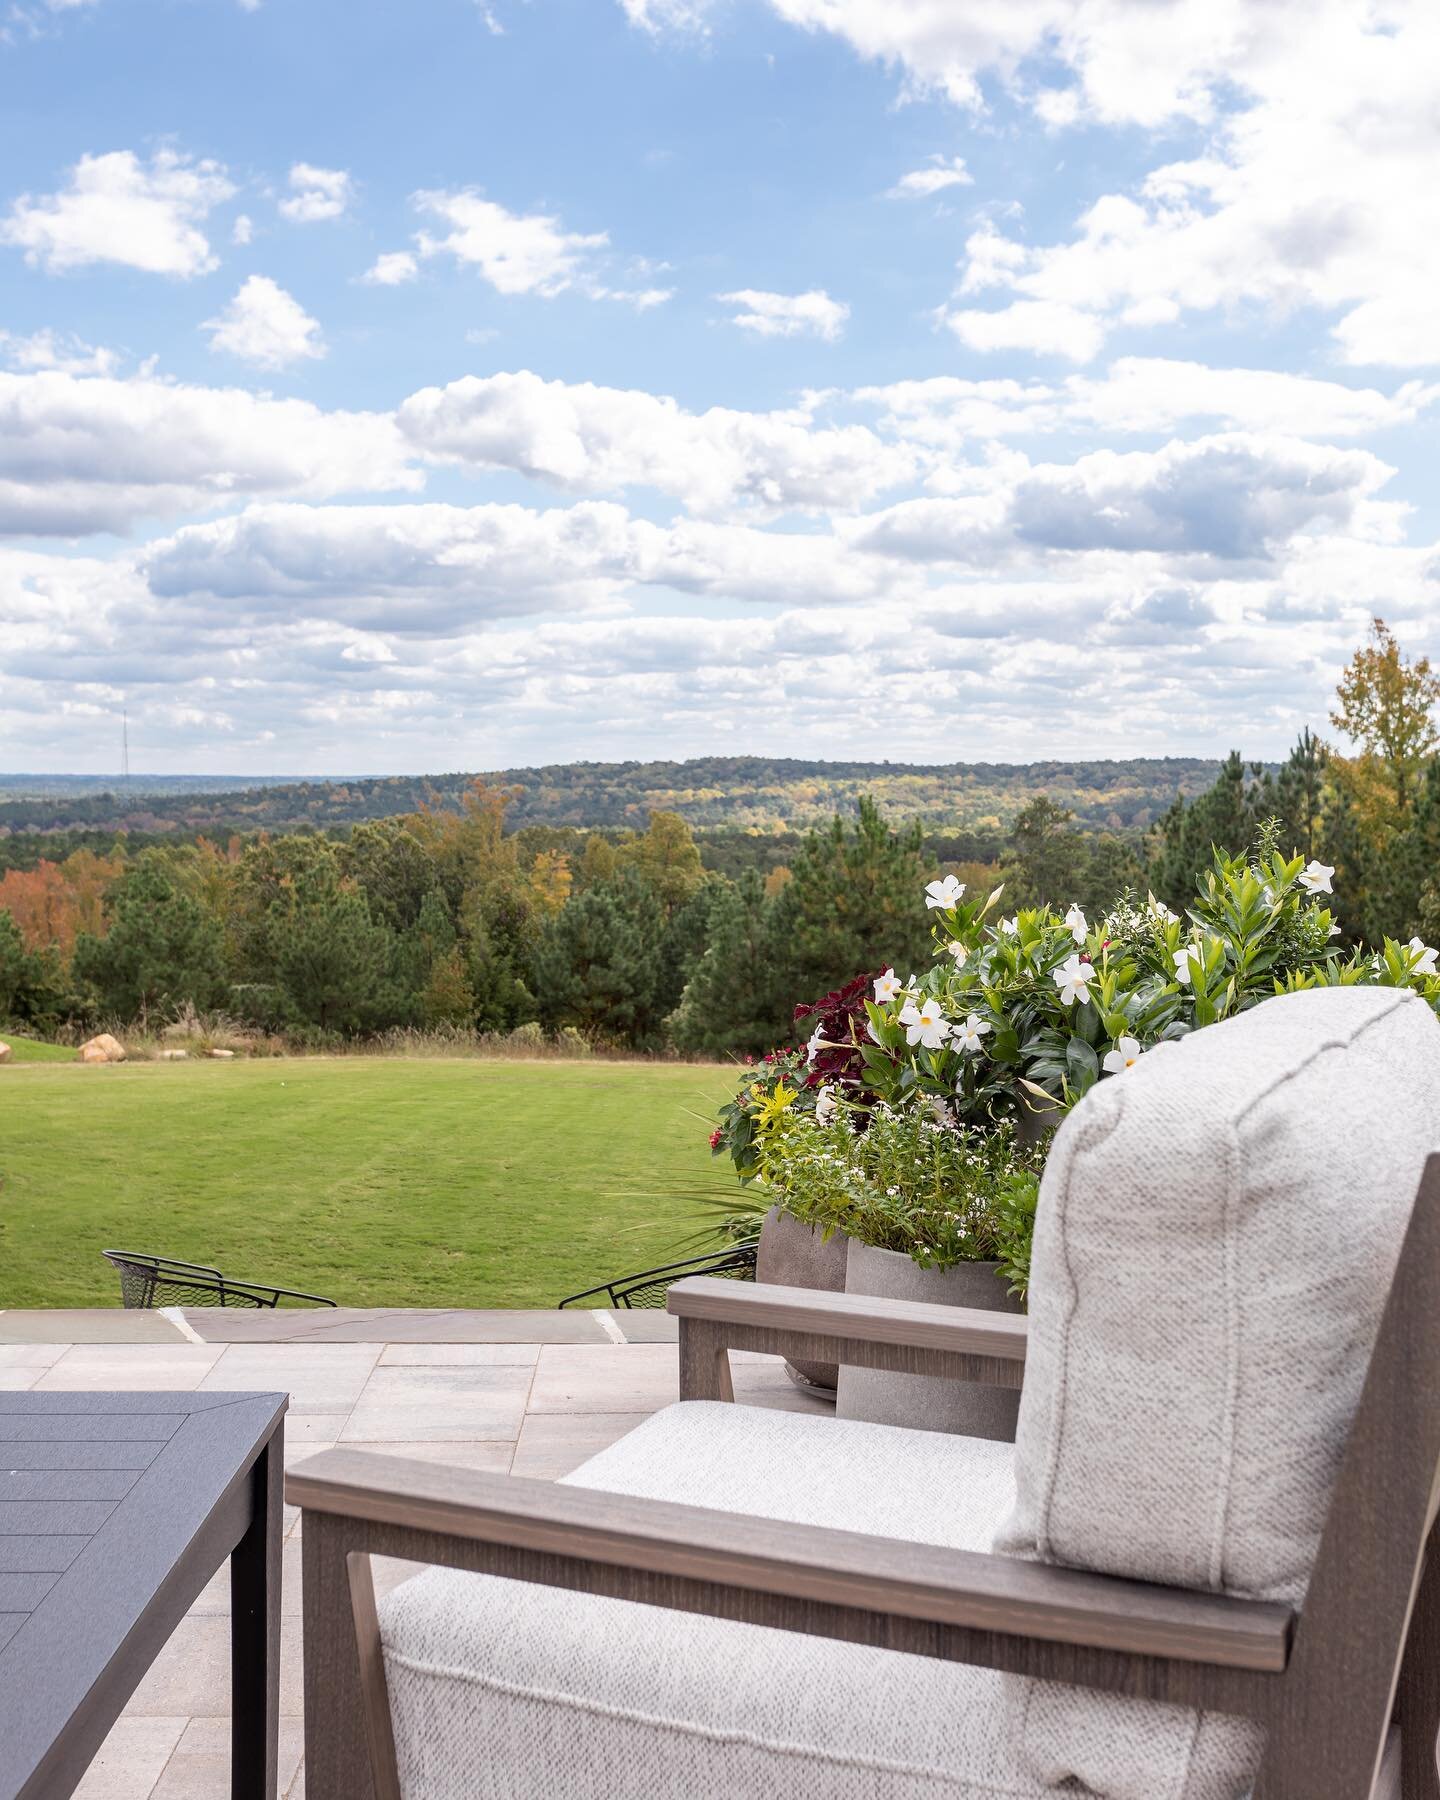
[1330,617,1440,831]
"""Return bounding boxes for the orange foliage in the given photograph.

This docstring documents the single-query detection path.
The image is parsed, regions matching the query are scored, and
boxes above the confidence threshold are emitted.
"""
[0,847,124,953]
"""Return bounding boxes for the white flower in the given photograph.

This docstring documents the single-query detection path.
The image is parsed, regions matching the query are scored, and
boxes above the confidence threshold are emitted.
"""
[1146,893,1178,924]
[1053,954,1094,1007]
[1064,903,1087,945]
[872,967,902,1004]
[1328,922,1341,938]
[1409,937,1439,977]
[953,1012,991,1054]
[925,874,965,911]
[1102,1035,1144,1075]
[806,1024,825,1066]
[945,941,968,966]
[898,994,951,1049]
[814,1085,838,1125]
[1173,945,1201,985]
[998,916,1018,935]
[1299,860,1335,896]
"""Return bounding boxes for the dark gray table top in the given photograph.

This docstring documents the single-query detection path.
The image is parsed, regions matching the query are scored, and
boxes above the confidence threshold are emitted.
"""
[0,1390,286,1798]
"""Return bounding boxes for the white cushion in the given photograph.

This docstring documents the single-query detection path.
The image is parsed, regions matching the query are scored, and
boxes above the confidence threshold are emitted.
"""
[996,985,1440,1798]
[380,1402,1044,1799]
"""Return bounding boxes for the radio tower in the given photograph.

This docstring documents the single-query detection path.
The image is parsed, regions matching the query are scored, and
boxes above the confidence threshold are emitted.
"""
[121,708,130,784]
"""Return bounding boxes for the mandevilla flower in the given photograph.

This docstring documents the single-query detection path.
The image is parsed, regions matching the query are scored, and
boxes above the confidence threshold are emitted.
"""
[873,967,902,1004]
[1299,860,1335,896]
[806,1024,826,1065]
[899,994,951,1049]
[1146,893,1178,924]
[998,916,1018,936]
[1102,1035,1144,1075]
[924,875,965,910]
[1064,904,1087,945]
[1173,945,1202,985]
[1053,954,1094,1006]
[814,1085,839,1125]
[1409,937,1439,977]
[946,941,968,966]
[953,1012,990,1054]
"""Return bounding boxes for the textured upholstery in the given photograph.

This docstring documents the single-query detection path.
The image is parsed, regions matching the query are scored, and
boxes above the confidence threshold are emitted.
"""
[380,1403,1049,1799]
[995,985,1440,1798]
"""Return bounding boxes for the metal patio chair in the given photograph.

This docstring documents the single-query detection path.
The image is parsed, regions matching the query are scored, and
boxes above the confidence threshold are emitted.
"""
[102,1249,337,1310]
[558,1244,757,1309]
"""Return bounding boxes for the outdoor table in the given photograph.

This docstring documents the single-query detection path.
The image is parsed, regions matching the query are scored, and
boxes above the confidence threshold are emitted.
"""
[0,1390,286,1799]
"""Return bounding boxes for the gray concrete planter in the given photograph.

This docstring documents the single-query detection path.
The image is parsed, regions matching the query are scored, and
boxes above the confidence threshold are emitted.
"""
[836,1241,1024,1439]
[755,1205,848,1390]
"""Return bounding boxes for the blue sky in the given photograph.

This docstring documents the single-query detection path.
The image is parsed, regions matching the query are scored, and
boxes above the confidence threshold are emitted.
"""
[2,0,1438,774]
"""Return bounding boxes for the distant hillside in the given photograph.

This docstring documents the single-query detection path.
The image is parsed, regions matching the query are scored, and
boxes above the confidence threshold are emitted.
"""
[0,756,1226,840]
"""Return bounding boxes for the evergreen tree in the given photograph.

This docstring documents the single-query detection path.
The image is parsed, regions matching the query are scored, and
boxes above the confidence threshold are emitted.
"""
[1149,752,1270,909]
[265,888,402,1034]
[72,858,227,1019]
[0,909,54,1023]
[1002,797,1090,908]
[529,869,665,1044]
[669,871,787,1056]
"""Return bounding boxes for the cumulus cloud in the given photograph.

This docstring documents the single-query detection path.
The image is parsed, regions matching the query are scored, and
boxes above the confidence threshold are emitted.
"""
[278,163,353,224]
[717,288,849,341]
[0,369,419,534]
[886,155,972,199]
[396,369,915,514]
[203,275,326,369]
[413,188,608,296]
[362,250,419,285]
[0,327,118,375]
[944,298,1105,363]
[0,148,234,276]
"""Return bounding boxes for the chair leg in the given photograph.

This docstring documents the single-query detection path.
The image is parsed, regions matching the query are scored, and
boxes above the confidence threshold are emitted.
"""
[1399,1542,1440,1800]
[301,1517,378,1800]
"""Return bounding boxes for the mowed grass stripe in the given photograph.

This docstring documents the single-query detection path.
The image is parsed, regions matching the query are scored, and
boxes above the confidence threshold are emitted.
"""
[0,1058,738,1309]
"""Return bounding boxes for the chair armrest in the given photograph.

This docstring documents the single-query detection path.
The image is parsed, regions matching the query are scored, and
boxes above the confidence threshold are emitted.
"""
[288,1447,1289,1714]
[666,1276,1027,1400]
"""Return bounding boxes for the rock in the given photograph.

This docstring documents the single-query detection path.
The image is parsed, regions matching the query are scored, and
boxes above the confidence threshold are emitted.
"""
[0,1041,11,1064]
[208,1047,236,1059]
[80,1043,110,1064]
[78,1033,126,1064]
[160,1048,189,1061]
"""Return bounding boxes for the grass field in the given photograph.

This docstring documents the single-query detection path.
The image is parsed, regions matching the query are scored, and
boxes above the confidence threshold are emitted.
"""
[0,1057,740,1309]
[2,1034,75,1063]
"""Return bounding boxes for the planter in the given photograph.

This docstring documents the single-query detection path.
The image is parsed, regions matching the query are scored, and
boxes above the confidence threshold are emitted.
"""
[755,1205,848,1390]
[836,1241,1024,1439]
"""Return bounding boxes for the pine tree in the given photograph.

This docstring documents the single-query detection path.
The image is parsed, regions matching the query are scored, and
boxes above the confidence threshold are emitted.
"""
[668,872,787,1056]
[529,869,665,1044]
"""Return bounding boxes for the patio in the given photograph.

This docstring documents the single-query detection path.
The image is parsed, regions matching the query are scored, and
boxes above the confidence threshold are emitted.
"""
[0,1308,829,1800]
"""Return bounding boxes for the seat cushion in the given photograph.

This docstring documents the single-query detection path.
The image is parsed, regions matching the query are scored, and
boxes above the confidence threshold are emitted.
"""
[380,1401,1061,1800]
[995,985,1440,1798]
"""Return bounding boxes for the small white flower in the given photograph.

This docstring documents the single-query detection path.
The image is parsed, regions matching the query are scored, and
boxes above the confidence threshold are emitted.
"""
[1053,954,1094,1007]
[1409,937,1439,977]
[806,1024,825,1065]
[1173,945,1201,985]
[925,874,966,910]
[1102,1035,1144,1075]
[945,941,968,966]
[998,916,1018,936]
[1064,904,1087,945]
[872,967,902,1004]
[1146,893,1178,924]
[898,994,951,1050]
[814,1085,838,1125]
[1327,922,1341,938]
[953,1012,991,1053]
[1299,860,1334,896]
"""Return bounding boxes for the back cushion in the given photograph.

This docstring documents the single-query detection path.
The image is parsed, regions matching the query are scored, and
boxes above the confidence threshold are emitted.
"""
[994,985,1440,1797]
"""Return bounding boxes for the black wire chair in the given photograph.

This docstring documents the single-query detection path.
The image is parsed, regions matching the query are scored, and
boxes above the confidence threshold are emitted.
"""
[559,1245,757,1310]
[101,1249,337,1310]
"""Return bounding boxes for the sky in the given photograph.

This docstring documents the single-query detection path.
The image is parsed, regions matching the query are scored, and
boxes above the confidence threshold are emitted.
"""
[2,0,1439,776]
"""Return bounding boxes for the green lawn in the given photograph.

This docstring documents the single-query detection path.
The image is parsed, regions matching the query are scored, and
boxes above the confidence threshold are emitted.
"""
[0,1057,739,1309]
[2,1035,76,1063]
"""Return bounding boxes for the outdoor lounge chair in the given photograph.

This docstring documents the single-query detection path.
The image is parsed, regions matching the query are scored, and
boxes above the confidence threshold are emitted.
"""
[102,1249,337,1309]
[289,986,1440,1799]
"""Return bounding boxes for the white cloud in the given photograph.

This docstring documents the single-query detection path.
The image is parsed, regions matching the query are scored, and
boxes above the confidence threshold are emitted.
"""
[0,368,418,534]
[886,155,972,199]
[232,213,254,245]
[0,327,118,375]
[362,250,419,286]
[278,163,353,224]
[0,148,234,276]
[396,369,914,514]
[203,275,326,369]
[945,298,1105,362]
[414,189,608,296]
[717,287,849,341]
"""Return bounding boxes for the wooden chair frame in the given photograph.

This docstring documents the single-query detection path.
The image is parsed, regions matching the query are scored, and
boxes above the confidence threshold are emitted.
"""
[288,1155,1440,1800]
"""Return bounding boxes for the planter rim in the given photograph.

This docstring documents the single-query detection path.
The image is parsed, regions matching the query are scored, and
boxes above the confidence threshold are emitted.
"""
[845,1240,1003,1274]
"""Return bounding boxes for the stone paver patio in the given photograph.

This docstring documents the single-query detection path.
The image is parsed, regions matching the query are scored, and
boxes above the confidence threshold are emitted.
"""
[0,1308,831,1799]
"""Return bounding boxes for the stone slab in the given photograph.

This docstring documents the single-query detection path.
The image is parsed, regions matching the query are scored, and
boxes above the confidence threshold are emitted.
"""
[180,1307,612,1344]
[0,1312,188,1345]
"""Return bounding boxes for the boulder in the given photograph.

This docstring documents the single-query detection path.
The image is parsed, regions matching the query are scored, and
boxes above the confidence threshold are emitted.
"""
[160,1048,189,1061]
[208,1047,236,1059]
[80,1043,110,1064]
[0,1041,11,1064]
[78,1033,126,1064]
